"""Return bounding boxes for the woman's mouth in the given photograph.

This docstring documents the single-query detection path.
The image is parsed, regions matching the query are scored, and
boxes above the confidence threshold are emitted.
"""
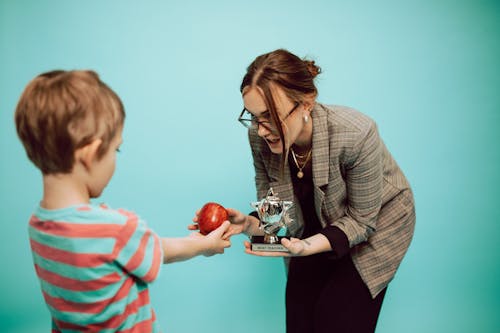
[265,137,281,147]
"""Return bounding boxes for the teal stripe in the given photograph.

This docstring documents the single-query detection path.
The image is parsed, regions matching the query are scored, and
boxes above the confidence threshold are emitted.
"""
[31,252,120,281]
[47,284,153,329]
[48,289,139,326]
[55,304,155,333]
[115,303,154,331]
[35,204,129,225]
[131,232,157,279]
[29,226,116,254]
[114,219,149,267]
[34,204,91,221]
[40,277,125,303]
[152,318,161,333]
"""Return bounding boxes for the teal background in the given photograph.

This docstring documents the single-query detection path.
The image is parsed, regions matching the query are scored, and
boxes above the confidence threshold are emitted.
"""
[1,0,499,332]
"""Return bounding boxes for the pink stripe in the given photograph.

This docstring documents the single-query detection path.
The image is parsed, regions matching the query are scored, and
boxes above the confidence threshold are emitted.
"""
[124,230,151,272]
[35,264,122,291]
[112,217,139,257]
[54,289,151,330]
[42,278,134,314]
[30,216,123,238]
[117,318,153,333]
[142,235,162,282]
[30,214,141,268]
[31,239,111,267]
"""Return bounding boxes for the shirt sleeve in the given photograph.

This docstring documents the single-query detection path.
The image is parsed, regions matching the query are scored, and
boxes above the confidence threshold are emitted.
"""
[319,226,350,259]
[249,210,259,219]
[114,210,163,283]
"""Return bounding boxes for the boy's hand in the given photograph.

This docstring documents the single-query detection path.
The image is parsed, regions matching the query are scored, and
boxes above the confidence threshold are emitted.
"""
[198,221,232,257]
[189,207,249,239]
[162,221,232,264]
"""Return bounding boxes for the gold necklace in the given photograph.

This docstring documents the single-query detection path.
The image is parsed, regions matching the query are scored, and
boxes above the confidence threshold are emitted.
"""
[293,151,309,159]
[291,148,312,179]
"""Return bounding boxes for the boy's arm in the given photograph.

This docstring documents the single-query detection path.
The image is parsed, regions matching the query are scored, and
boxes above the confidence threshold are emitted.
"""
[162,221,231,264]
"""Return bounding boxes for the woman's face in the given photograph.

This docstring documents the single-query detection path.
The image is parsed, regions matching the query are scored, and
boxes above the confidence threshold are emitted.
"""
[242,86,312,154]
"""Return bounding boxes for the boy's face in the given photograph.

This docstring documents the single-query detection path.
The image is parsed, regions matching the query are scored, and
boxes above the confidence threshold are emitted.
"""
[88,127,123,198]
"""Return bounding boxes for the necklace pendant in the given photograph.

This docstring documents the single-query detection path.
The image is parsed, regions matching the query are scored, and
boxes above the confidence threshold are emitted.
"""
[297,170,304,179]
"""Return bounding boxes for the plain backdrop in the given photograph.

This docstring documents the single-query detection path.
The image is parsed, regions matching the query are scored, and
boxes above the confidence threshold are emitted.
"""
[1,1,499,332]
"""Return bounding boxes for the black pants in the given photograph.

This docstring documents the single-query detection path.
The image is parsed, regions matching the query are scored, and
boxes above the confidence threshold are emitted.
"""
[286,253,386,333]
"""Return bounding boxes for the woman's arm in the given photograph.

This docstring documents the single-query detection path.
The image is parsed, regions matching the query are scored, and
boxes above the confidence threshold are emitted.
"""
[330,119,383,246]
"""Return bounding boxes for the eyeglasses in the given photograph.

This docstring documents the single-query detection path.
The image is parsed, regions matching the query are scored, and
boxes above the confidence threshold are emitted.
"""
[238,102,300,131]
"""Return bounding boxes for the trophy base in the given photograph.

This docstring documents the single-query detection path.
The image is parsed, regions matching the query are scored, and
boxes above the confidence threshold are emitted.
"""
[250,236,289,252]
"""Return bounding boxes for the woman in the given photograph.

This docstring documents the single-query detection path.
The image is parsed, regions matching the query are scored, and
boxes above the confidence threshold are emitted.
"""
[195,49,415,333]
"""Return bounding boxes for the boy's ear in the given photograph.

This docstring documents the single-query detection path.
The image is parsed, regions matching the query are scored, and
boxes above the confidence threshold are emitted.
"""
[75,139,103,171]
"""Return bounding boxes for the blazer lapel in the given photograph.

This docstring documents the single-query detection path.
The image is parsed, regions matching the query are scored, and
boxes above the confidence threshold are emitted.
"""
[311,104,330,226]
[262,103,331,235]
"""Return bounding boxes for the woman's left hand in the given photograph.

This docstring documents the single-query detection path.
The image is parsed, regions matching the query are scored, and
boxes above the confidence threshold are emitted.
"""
[189,207,251,240]
[243,237,307,257]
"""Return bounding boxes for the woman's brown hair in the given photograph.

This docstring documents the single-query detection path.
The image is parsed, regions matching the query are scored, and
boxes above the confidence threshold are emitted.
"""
[240,49,321,175]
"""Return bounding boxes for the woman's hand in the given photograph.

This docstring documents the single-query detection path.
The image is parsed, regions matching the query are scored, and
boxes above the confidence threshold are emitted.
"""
[189,207,254,239]
[193,221,232,257]
[243,234,332,257]
[243,237,307,257]
[222,207,250,238]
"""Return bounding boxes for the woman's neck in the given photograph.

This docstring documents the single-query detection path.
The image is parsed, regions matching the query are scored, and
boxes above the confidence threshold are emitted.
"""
[292,119,313,154]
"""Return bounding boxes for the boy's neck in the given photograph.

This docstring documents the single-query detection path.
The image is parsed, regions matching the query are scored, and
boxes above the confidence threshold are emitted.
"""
[41,173,90,210]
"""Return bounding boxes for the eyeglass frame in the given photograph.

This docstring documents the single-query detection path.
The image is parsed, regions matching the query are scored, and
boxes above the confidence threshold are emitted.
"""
[238,102,300,132]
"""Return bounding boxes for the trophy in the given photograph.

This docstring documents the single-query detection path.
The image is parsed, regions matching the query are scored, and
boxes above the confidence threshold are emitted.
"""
[250,188,293,252]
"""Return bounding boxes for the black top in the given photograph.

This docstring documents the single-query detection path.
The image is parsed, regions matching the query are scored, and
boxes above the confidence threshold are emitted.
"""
[249,153,350,258]
[288,153,350,259]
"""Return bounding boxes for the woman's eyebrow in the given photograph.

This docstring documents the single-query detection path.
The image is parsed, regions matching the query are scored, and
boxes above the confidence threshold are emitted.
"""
[245,107,270,118]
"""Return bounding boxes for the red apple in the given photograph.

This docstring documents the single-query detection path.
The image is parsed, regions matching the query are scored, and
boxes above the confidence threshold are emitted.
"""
[198,202,228,235]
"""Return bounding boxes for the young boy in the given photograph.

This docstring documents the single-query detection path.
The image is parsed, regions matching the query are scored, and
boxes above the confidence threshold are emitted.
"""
[15,70,231,332]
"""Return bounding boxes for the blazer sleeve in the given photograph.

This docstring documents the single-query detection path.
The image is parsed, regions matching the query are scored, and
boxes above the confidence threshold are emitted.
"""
[331,120,383,247]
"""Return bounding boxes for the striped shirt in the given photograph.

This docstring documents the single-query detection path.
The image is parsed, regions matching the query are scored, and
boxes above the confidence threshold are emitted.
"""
[29,203,163,332]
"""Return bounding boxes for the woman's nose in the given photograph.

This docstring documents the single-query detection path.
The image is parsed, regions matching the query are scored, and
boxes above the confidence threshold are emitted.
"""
[257,123,271,137]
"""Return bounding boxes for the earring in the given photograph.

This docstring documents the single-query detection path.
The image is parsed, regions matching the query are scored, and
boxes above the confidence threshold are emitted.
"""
[303,115,309,123]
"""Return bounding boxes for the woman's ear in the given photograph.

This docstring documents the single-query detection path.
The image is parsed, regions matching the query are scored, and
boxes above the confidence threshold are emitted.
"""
[75,139,102,171]
[301,93,317,114]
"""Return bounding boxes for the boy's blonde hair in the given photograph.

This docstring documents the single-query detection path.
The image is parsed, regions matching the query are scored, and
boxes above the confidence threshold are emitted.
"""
[15,70,125,174]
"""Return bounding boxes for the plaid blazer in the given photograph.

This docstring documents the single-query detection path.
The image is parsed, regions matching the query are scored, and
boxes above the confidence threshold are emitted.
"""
[248,103,415,297]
